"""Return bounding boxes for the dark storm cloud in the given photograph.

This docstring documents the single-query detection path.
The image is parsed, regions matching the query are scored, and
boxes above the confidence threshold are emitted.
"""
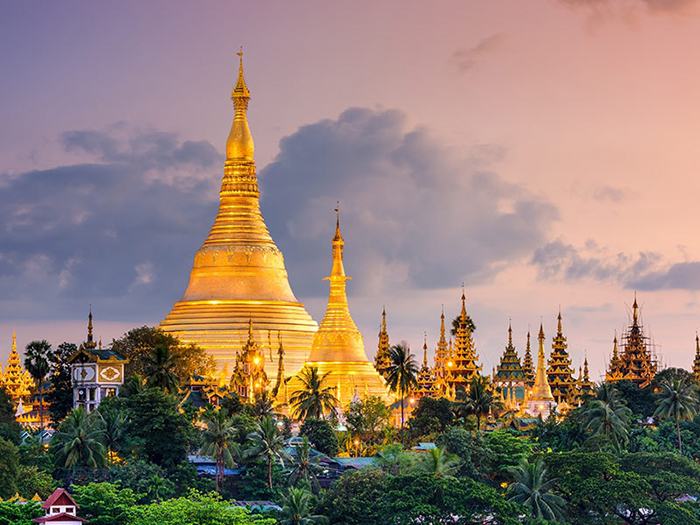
[532,240,700,291]
[629,262,700,290]
[260,108,558,297]
[0,126,220,320]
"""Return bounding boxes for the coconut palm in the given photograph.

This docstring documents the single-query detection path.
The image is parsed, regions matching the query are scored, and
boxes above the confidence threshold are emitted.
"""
[385,343,418,432]
[252,391,275,420]
[97,405,128,464]
[247,415,290,490]
[24,340,52,430]
[462,375,501,432]
[51,408,106,471]
[654,376,700,455]
[422,447,461,478]
[507,457,566,522]
[144,345,179,393]
[201,409,240,491]
[289,367,338,421]
[287,436,323,493]
[581,398,632,452]
[278,487,328,525]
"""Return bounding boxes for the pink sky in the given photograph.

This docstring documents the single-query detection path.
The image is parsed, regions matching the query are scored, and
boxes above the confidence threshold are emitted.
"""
[2,0,700,379]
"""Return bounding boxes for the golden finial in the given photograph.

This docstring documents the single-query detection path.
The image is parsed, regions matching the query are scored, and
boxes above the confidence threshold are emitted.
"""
[333,201,343,242]
[88,305,94,343]
[226,48,254,161]
[557,309,563,335]
[538,322,545,342]
[507,319,513,346]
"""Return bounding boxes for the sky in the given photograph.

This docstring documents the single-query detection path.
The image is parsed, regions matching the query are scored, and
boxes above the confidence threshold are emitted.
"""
[2,0,700,379]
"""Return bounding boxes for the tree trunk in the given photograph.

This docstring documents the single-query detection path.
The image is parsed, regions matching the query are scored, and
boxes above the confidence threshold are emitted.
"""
[39,384,44,431]
[216,454,223,492]
[676,419,683,455]
[476,413,481,433]
[267,457,273,489]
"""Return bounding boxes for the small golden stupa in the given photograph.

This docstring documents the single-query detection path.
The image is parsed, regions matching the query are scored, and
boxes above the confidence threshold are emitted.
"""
[291,209,388,405]
[160,51,317,382]
[524,324,556,419]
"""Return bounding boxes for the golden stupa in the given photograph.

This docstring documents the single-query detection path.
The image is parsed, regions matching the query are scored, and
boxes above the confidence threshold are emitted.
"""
[160,52,317,382]
[291,210,389,405]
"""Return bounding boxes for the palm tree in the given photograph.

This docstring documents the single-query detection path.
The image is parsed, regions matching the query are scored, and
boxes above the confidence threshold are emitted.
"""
[462,375,500,432]
[247,415,290,490]
[654,376,700,455]
[201,409,240,491]
[507,457,566,522]
[144,345,179,393]
[51,408,106,471]
[385,343,418,432]
[287,436,323,493]
[252,391,275,419]
[581,398,632,452]
[289,367,338,421]
[97,405,127,464]
[278,487,328,525]
[422,447,461,478]
[24,340,52,430]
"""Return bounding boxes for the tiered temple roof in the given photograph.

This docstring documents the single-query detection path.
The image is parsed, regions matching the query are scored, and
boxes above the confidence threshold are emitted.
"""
[231,320,269,402]
[521,331,535,388]
[374,308,391,380]
[524,324,556,419]
[0,332,33,402]
[546,312,576,404]
[578,357,595,400]
[445,291,482,395]
[494,323,525,406]
[414,336,438,399]
[607,296,657,388]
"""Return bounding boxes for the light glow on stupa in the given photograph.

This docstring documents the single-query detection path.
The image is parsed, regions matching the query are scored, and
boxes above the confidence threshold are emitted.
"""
[160,51,317,382]
[290,208,389,405]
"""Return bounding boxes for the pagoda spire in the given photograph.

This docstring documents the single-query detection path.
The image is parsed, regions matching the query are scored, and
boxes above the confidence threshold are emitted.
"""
[422,333,429,368]
[547,310,575,404]
[531,324,554,401]
[522,330,535,387]
[375,307,391,379]
[87,306,94,344]
[226,48,254,161]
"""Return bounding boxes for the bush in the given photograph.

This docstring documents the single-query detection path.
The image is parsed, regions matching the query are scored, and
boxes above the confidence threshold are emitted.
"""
[300,418,339,456]
[0,437,19,498]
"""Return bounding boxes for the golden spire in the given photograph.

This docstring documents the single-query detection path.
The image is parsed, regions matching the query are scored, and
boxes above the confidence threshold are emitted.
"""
[11,330,16,355]
[612,333,619,359]
[531,323,554,401]
[439,307,446,343]
[422,333,429,368]
[305,210,367,363]
[226,48,254,161]
[460,285,467,322]
[557,309,563,336]
[508,320,513,347]
[632,292,639,325]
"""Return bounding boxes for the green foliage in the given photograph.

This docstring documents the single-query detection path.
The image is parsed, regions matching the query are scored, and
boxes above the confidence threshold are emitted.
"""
[72,482,141,525]
[544,450,700,525]
[278,486,327,525]
[580,398,632,452]
[458,375,501,432]
[407,396,454,440]
[300,418,339,456]
[287,437,323,492]
[125,387,190,469]
[246,416,290,490]
[613,380,656,419]
[108,460,176,502]
[506,457,565,522]
[200,408,240,491]
[419,447,461,478]
[344,395,390,446]
[0,389,20,445]
[0,501,41,525]
[289,367,338,421]
[126,490,276,525]
[435,426,491,480]
[143,345,180,393]
[51,407,106,472]
[0,437,19,499]
[16,465,56,499]
[24,340,51,429]
[374,443,421,476]
[385,343,418,430]
[653,374,700,454]
[321,469,522,525]
[47,342,77,423]
[482,429,534,480]
[112,326,214,388]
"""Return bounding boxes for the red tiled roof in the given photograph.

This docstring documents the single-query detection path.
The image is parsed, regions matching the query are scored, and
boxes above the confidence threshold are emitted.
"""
[42,488,77,510]
[34,512,86,523]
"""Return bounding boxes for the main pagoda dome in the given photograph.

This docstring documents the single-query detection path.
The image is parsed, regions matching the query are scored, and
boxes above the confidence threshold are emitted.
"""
[160,52,317,382]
